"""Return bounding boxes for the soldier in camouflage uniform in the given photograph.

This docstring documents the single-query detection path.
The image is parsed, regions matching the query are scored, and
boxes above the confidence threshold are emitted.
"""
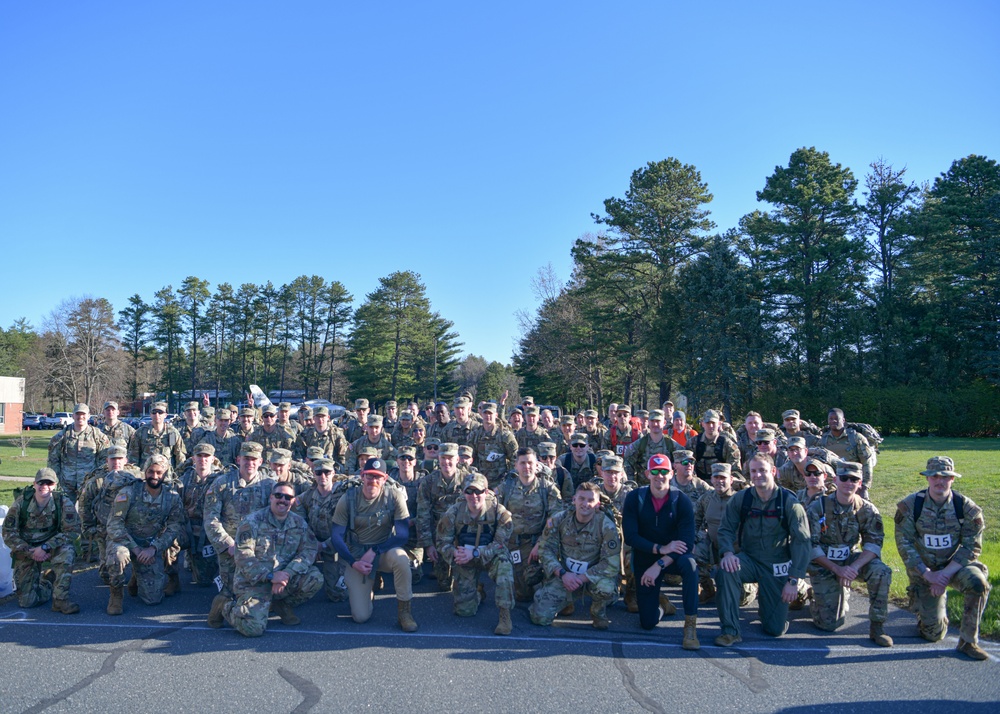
[177,443,224,587]
[78,445,142,582]
[2,468,81,613]
[780,409,818,447]
[203,442,277,618]
[741,428,786,479]
[48,402,111,504]
[389,445,427,583]
[416,442,467,591]
[604,404,641,456]
[442,396,477,446]
[345,414,395,472]
[581,409,608,454]
[248,404,295,462]
[693,463,747,605]
[293,405,349,470]
[178,401,206,456]
[105,454,185,614]
[529,482,620,629]
[435,472,516,634]
[195,408,243,467]
[550,415,576,456]
[293,458,350,602]
[495,447,563,602]
[233,407,257,440]
[894,456,990,661]
[560,432,598,489]
[796,458,835,509]
[777,436,810,492]
[216,481,323,637]
[819,408,875,497]
[342,398,371,444]
[276,402,303,438]
[622,410,676,484]
[507,407,524,433]
[807,462,892,646]
[267,447,313,495]
[592,455,636,612]
[536,441,574,501]
[469,402,518,489]
[390,410,417,447]
[688,409,741,484]
[100,400,135,451]
[673,449,713,505]
[734,411,764,466]
[383,400,399,433]
[128,401,186,473]
[426,402,452,442]
[515,406,550,451]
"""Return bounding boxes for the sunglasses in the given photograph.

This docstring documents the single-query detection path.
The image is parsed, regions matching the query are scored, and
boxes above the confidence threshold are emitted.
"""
[649,469,671,476]
[755,440,770,446]
[839,475,862,483]
[571,443,587,448]
[677,459,694,466]
[314,469,335,475]
[465,488,486,495]
[152,410,165,414]
[271,492,294,501]
[397,455,415,461]
[425,445,439,450]
[263,414,276,418]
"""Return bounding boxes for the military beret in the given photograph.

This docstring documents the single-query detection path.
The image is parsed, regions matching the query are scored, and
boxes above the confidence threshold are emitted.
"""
[262,404,277,415]
[536,441,557,457]
[355,398,370,410]
[239,442,263,458]
[465,472,489,491]
[439,442,459,456]
[602,455,624,472]
[107,445,128,459]
[192,443,215,457]
[269,448,292,465]
[35,467,58,484]
[648,409,665,421]
[921,455,960,478]
[306,446,326,460]
[782,409,801,420]
[701,409,721,423]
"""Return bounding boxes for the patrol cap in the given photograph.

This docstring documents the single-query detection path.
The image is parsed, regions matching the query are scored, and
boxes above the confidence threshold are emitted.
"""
[306,446,326,460]
[103,400,119,410]
[672,410,686,421]
[616,404,631,414]
[601,455,624,472]
[804,458,830,476]
[313,458,336,473]
[465,472,489,492]
[786,436,806,449]
[481,402,498,414]
[385,400,397,408]
[921,455,960,478]
[35,467,58,485]
[522,396,535,405]
[298,405,313,416]
[239,442,264,458]
[227,403,239,412]
[152,401,168,412]
[107,445,128,459]
[648,409,665,421]
[278,402,292,410]
[595,450,614,460]
[836,461,863,479]
[313,406,329,417]
[584,409,599,419]
[355,398,370,410]
[457,445,474,458]
[142,453,170,471]
[425,437,442,447]
[439,442,459,457]
[701,409,721,423]
[559,415,574,425]
[184,401,200,412]
[357,445,380,458]
[269,448,292,465]
[362,457,389,478]
[508,406,523,417]
[192,443,215,457]
[524,406,539,416]
[536,441,557,457]
[711,463,732,477]
[636,410,649,418]
[367,414,383,426]
[755,428,776,442]
[454,396,472,408]
[239,407,255,417]
[216,409,231,421]
[570,432,588,446]
[400,410,414,421]
[782,409,801,420]
[396,445,417,458]
[73,402,89,413]
[673,449,695,463]
[262,404,277,416]
[647,454,671,471]
[202,406,216,418]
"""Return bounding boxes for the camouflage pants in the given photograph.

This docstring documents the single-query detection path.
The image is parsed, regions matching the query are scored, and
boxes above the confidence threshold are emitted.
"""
[12,546,75,607]
[85,531,109,584]
[223,568,324,638]
[432,555,453,592]
[405,545,424,585]
[809,554,891,631]
[695,539,756,605]
[187,540,220,587]
[716,554,791,639]
[343,548,414,624]
[906,561,991,645]
[215,547,236,597]
[316,549,347,602]
[529,573,617,626]
[107,544,167,605]
[450,554,515,617]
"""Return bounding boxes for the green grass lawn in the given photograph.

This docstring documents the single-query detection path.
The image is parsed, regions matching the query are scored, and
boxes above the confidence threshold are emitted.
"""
[0,430,56,480]
[868,436,998,639]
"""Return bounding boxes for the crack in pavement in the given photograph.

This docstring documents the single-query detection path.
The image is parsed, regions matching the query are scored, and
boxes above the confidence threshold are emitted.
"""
[697,648,769,693]
[611,641,666,714]
[278,666,322,713]
[19,625,184,714]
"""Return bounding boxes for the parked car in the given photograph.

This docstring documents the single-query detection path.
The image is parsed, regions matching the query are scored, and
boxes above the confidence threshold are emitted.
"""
[22,414,44,430]
[43,412,73,429]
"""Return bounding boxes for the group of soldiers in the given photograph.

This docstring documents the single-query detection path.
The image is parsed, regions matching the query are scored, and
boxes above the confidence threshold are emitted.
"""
[0,394,990,660]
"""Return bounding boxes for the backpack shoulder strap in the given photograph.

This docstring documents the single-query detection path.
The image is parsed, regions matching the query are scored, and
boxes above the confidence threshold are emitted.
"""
[913,489,928,522]
[953,492,966,524]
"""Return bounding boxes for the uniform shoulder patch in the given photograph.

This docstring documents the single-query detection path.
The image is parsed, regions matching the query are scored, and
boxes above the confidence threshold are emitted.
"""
[115,491,129,502]
[607,539,618,550]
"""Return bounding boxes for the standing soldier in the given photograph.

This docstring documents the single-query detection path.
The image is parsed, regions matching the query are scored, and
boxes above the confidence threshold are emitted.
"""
[688,410,741,484]
[741,428,786,479]
[383,400,399,433]
[495,447,563,602]
[469,402,518,489]
[345,414,395,472]
[529,482,620,630]
[390,445,428,583]
[2,468,81,613]
[426,402,452,442]
[516,406,551,451]
[435,472,516,635]
[550,415,577,456]
[780,409,818,447]
[807,462,893,647]
[128,401,185,473]
[100,400,135,451]
[48,402,111,504]
[819,408,874,498]
[105,454,185,614]
[294,458,350,603]
[177,402,205,456]
[604,405,641,457]
[672,450,713,505]
[623,410,677,484]
[218,481,323,637]
[293,405,349,471]
[416,442,467,591]
[581,409,608,454]
[894,456,990,661]
[343,399,371,443]
[390,410,417,447]
[177,443,224,587]
[536,442,574,501]
[442,396,477,446]
[778,436,810,492]
[195,408,242,467]
[561,432,598,489]
[248,404,295,462]
[276,402,303,438]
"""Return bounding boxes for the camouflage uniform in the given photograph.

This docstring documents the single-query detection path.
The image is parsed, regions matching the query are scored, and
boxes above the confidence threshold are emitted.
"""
[128,423,186,472]
[442,419,477,447]
[203,467,277,596]
[675,477,713,506]
[2,488,80,608]
[222,507,323,637]
[177,465,223,586]
[345,433,395,473]
[529,509,620,625]
[47,424,111,503]
[495,474,563,601]
[435,495,515,616]
[293,479,353,601]
[895,489,989,646]
[178,422,206,457]
[342,418,367,444]
[196,429,243,467]
[515,425,550,451]
[278,417,304,439]
[390,467,428,582]
[78,465,142,582]
[248,424,295,463]
[391,424,416,448]
[469,423,518,488]
[818,429,874,488]
[688,433,741,483]
[426,418,451,443]
[415,468,466,589]
[807,494,890,631]
[623,433,676,484]
[106,479,185,605]
[596,478,636,606]
[293,426,349,469]
[101,420,136,451]
[584,424,608,454]
[560,451,598,490]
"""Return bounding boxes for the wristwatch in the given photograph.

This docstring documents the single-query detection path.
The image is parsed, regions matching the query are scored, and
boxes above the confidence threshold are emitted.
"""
[266,572,274,582]
[787,577,799,586]
[472,547,480,558]
[41,544,51,553]
[656,558,667,568]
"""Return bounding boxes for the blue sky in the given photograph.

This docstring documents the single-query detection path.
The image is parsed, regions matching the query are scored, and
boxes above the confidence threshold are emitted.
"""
[2,2,998,364]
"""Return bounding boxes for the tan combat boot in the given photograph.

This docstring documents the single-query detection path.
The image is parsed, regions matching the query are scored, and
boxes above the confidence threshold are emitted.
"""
[52,599,80,615]
[558,601,575,617]
[682,615,700,650]
[271,599,301,626]
[591,604,610,630]
[659,593,676,617]
[495,607,512,636]
[957,639,989,661]
[624,586,639,614]
[397,599,418,632]
[870,622,893,647]
[207,593,229,628]
[164,572,181,597]
[107,586,124,616]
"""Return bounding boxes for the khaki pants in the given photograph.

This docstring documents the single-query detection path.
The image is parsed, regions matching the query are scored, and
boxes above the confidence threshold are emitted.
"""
[344,547,413,623]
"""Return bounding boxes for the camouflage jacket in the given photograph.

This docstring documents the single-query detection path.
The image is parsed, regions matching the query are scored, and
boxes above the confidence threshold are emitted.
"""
[415,468,466,547]
[248,424,295,462]
[435,496,513,564]
[106,480,185,553]
[233,507,318,592]
[894,490,984,573]
[345,433,395,473]
[515,425,551,451]
[293,426,348,467]
[195,429,243,467]
[442,419,477,447]
[623,433,677,482]
[469,424,519,486]
[2,491,80,553]
[101,420,136,451]
[495,474,563,544]
[203,466,277,551]
[807,494,884,566]
[78,465,143,536]
[538,509,620,582]
[48,425,111,486]
[128,423,186,470]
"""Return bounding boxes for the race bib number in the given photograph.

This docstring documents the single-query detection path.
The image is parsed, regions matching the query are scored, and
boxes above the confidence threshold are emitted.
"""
[487,451,502,462]
[924,533,953,550]
[336,576,346,590]
[615,445,626,455]
[565,557,589,575]
[202,544,216,558]
[510,549,522,564]
[213,575,224,592]
[826,545,850,561]
[772,560,792,577]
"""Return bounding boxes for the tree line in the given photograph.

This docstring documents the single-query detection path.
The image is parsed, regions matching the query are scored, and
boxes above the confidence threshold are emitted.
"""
[515,149,1000,437]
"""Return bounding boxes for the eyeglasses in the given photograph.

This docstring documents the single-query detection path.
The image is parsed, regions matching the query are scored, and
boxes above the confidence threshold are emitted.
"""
[571,443,587,448]
[314,469,334,475]
[397,455,415,461]
[649,469,671,476]
[425,445,439,450]
[839,475,862,483]
[263,414,276,418]
[465,488,486,495]
[152,410,165,415]
[271,492,294,501]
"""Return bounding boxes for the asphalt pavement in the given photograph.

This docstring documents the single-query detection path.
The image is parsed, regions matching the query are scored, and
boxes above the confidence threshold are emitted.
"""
[1,561,997,713]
